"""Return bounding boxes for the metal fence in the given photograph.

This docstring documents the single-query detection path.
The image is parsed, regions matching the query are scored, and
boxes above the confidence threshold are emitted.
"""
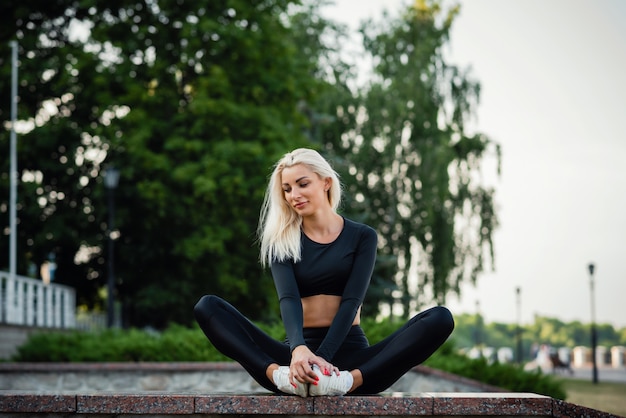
[0,271,76,329]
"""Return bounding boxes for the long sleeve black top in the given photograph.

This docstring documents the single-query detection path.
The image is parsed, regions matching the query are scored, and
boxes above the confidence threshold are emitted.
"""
[270,217,377,361]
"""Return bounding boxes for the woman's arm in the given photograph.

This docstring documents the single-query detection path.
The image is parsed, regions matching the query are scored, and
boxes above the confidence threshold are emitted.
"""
[271,261,335,382]
[271,261,306,351]
[315,225,378,361]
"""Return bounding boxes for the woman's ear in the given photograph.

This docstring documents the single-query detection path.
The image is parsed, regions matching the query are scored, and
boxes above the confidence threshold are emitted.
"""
[324,178,331,192]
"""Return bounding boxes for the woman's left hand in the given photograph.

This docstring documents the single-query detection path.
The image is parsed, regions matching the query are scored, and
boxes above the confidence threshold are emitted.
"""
[309,356,339,378]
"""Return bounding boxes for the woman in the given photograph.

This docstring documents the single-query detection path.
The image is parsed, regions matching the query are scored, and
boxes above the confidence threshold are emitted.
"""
[194,148,454,396]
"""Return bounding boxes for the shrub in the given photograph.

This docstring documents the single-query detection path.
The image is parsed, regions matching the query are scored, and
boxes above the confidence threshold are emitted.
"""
[12,325,227,362]
[13,319,565,399]
[424,343,566,399]
[361,316,565,399]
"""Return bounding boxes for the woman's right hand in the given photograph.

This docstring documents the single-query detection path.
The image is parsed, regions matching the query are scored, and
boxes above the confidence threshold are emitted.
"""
[290,345,339,385]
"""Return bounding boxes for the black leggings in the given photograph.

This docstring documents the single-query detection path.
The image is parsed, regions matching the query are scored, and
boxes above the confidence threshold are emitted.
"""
[193,295,454,394]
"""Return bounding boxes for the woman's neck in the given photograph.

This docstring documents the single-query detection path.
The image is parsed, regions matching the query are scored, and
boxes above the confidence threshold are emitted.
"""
[301,211,343,244]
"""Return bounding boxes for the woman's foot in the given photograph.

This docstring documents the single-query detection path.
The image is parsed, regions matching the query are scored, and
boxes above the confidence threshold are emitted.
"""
[273,366,309,397]
[308,365,353,396]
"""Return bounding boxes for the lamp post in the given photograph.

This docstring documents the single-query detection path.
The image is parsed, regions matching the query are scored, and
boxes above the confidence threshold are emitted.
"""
[9,41,18,281]
[104,167,120,328]
[474,300,482,351]
[516,287,522,364]
[588,263,598,384]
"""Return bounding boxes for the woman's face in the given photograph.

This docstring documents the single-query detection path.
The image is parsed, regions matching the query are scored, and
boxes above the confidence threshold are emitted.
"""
[281,164,330,216]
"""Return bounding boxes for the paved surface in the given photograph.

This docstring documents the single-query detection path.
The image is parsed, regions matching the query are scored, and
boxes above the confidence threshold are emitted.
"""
[564,367,626,384]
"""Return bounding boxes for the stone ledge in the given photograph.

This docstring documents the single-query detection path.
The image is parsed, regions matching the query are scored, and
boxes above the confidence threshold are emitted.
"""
[0,392,619,417]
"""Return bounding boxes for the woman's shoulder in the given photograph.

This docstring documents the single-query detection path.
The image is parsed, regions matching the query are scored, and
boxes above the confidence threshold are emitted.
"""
[342,217,377,238]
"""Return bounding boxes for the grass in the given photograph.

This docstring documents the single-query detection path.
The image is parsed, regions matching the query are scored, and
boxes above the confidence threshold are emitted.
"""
[559,378,626,417]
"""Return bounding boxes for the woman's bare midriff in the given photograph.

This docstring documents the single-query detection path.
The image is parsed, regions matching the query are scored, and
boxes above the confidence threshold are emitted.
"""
[301,294,360,328]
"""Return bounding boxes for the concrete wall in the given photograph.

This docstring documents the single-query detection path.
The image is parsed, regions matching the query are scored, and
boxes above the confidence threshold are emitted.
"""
[0,325,33,360]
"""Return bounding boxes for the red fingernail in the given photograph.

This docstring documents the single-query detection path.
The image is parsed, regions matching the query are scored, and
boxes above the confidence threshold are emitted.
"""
[291,383,297,388]
[312,381,318,386]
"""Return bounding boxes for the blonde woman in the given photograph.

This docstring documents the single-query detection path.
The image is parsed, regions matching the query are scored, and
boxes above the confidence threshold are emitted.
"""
[194,148,454,396]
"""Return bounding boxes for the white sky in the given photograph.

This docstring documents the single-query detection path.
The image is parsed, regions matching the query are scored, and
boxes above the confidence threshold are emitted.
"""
[321,0,626,328]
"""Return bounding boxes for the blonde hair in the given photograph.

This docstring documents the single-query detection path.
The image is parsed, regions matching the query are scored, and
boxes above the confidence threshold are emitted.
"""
[258,148,341,266]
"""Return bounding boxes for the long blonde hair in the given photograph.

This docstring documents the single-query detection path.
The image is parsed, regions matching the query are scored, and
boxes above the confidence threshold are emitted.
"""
[258,148,341,266]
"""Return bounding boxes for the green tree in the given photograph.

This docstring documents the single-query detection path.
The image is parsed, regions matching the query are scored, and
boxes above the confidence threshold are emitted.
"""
[321,1,500,316]
[0,0,112,304]
[2,0,502,327]
[0,0,329,327]
[88,0,319,327]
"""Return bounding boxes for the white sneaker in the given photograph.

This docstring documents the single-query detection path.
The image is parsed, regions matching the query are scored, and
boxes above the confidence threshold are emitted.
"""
[308,365,353,396]
[273,366,308,397]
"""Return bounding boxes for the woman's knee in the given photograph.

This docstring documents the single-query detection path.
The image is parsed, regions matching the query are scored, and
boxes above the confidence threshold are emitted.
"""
[432,306,455,335]
[193,294,222,320]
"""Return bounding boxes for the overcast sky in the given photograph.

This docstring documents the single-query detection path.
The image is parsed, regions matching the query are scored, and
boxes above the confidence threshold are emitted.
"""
[321,0,626,328]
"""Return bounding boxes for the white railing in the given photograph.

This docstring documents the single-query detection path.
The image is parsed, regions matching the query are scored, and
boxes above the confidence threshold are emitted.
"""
[0,270,76,328]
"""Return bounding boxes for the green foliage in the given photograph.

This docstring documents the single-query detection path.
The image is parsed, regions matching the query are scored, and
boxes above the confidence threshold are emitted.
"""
[318,1,500,317]
[13,324,229,362]
[452,313,626,359]
[0,0,321,327]
[424,346,566,399]
[526,316,623,348]
[1,0,500,329]
[361,315,565,399]
[13,320,565,399]
[361,315,406,343]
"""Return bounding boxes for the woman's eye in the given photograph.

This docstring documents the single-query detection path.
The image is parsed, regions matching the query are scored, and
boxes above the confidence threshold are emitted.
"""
[299,182,308,188]
[283,188,291,193]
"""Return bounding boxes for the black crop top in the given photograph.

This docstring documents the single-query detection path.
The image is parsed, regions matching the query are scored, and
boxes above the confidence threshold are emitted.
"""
[270,217,378,361]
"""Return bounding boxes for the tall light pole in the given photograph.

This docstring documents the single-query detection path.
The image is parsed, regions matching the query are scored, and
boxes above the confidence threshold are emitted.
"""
[516,287,522,363]
[9,41,18,280]
[474,300,482,350]
[104,168,120,328]
[588,263,598,384]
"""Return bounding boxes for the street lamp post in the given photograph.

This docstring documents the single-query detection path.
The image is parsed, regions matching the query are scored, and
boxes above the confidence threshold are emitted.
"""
[104,168,120,328]
[9,41,18,281]
[588,263,598,384]
[516,287,522,364]
[474,300,482,351]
